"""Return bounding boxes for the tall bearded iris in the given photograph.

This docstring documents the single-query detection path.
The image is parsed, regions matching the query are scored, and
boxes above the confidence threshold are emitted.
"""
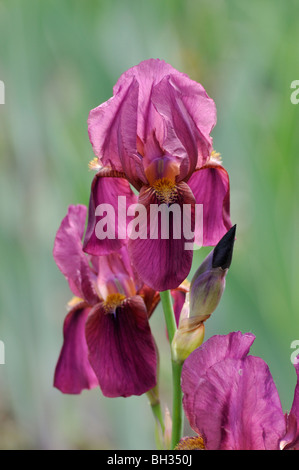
[53,204,159,398]
[179,331,299,450]
[83,59,232,291]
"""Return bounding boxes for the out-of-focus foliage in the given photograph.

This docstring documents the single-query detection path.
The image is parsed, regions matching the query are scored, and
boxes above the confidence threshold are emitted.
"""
[0,0,299,449]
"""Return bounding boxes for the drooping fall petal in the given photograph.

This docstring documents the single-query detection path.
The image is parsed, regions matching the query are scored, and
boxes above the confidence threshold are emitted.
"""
[53,204,98,305]
[88,78,139,174]
[54,304,98,394]
[113,59,184,143]
[85,295,157,398]
[181,332,286,450]
[88,59,217,184]
[188,161,231,246]
[128,182,195,291]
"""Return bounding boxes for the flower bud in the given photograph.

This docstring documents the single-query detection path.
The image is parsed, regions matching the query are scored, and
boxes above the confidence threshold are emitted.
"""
[189,225,236,322]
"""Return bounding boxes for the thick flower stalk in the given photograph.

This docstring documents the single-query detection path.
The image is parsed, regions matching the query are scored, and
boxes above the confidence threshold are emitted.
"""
[53,204,160,398]
[83,59,232,291]
[179,331,299,450]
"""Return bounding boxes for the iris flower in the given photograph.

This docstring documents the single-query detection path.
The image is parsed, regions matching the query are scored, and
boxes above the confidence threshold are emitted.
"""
[179,331,299,450]
[53,204,159,397]
[83,59,231,291]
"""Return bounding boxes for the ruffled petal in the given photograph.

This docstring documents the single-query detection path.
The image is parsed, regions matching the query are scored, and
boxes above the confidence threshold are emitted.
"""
[187,162,232,246]
[88,78,138,175]
[182,331,254,430]
[281,361,299,449]
[85,296,157,397]
[152,75,215,179]
[53,205,98,305]
[96,247,137,300]
[83,171,138,256]
[54,304,98,394]
[182,332,286,450]
[128,182,195,291]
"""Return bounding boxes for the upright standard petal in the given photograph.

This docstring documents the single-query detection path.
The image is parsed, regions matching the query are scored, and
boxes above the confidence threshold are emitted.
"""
[96,248,137,300]
[54,304,98,394]
[188,161,232,246]
[182,331,255,431]
[113,59,182,143]
[182,332,286,450]
[83,170,138,256]
[88,78,138,173]
[53,205,98,305]
[85,295,157,398]
[128,182,196,291]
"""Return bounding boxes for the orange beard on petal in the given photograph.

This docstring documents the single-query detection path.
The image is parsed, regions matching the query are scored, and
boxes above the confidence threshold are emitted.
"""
[175,435,206,450]
[102,293,126,315]
[152,178,178,204]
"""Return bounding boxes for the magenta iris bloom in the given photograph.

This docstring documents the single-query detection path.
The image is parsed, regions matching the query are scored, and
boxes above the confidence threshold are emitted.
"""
[180,331,299,450]
[83,59,232,291]
[53,204,159,397]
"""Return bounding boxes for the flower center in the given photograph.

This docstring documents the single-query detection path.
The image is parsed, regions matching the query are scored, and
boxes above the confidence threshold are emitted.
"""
[103,293,126,315]
[152,178,177,204]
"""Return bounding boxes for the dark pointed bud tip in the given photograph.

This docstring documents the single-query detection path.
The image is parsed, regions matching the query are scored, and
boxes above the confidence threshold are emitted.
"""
[212,225,236,270]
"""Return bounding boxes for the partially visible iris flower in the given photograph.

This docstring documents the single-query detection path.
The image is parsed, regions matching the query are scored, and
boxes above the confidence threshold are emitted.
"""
[83,58,232,291]
[179,331,299,450]
[53,204,160,398]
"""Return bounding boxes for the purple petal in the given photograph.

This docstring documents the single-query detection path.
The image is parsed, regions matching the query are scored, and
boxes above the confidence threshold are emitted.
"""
[85,296,157,397]
[83,171,138,256]
[88,78,139,177]
[117,78,148,189]
[152,75,215,179]
[114,59,183,143]
[281,361,299,449]
[53,205,98,305]
[54,304,98,394]
[128,182,195,291]
[96,247,137,300]
[182,332,286,450]
[188,162,232,246]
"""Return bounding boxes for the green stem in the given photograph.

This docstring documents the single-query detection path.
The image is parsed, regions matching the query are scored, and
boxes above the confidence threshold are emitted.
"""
[160,290,183,449]
[171,361,183,448]
[160,290,176,343]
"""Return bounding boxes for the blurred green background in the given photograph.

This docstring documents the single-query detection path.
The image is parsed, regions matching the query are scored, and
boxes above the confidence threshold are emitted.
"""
[1,0,299,449]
